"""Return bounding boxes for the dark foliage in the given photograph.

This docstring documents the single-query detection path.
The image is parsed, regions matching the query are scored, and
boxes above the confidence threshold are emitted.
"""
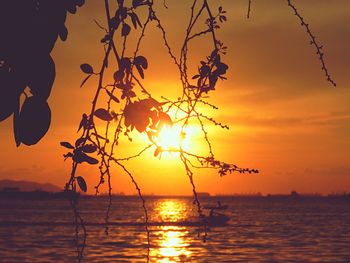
[0,0,84,146]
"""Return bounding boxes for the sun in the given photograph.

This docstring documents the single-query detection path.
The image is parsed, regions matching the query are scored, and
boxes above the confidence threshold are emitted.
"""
[154,124,197,153]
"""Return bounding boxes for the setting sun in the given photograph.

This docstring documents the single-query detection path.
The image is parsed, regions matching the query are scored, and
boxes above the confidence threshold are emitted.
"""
[151,124,200,157]
[156,125,185,150]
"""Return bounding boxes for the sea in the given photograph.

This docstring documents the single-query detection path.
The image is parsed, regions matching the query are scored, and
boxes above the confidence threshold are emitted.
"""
[0,196,349,262]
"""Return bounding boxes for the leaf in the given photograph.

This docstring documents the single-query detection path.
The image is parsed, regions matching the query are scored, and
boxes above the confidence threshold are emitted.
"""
[60,141,74,149]
[139,98,160,109]
[209,74,218,90]
[27,56,55,101]
[119,58,131,74]
[129,12,138,29]
[159,112,172,126]
[134,56,148,69]
[94,108,113,121]
[75,137,86,147]
[129,12,142,29]
[210,49,218,60]
[81,144,97,153]
[13,100,21,147]
[122,23,131,36]
[85,155,99,165]
[119,7,127,20]
[73,151,99,165]
[18,97,51,146]
[78,114,88,132]
[76,176,87,192]
[135,65,144,79]
[113,70,124,82]
[76,0,84,7]
[59,26,68,41]
[135,13,142,28]
[200,65,210,78]
[132,0,144,8]
[106,90,120,103]
[80,74,92,88]
[154,147,161,157]
[109,17,120,30]
[63,152,73,161]
[80,63,94,74]
[219,15,227,22]
[216,62,228,74]
[192,74,200,79]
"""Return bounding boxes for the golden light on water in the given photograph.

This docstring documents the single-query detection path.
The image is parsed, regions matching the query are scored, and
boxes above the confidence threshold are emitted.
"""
[156,226,191,263]
[156,200,187,222]
[151,200,192,262]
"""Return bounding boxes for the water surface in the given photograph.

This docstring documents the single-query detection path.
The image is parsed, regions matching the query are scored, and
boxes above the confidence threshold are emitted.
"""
[0,196,349,262]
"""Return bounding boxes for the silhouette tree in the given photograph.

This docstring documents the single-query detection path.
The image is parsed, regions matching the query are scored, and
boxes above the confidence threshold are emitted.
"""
[0,0,336,262]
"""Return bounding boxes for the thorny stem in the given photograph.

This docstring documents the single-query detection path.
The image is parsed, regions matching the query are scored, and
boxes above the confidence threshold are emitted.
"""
[287,0,336,87]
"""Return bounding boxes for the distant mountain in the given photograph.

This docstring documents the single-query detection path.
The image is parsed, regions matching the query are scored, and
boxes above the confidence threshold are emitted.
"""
[0,179,62,192]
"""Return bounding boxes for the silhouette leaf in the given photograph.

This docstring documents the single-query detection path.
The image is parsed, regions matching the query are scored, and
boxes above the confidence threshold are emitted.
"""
[119,58,131,74]
[136,65,144,78]
[80,74,92,88]
[113,70,125,82]
[132,0,144,8]
[78,114,88,132]
[74,151,99,165]
[106,90,120,103]
[129,12,141,29]
[27,56,55,101]
[84,155,99,165]
[59,26,68,41]
[18,97,51,146]
[158,112,172,126]
[110,17,121,30]
[80,63,94,74]
[122,23,131,36]
[81,144,97,153]
[134,56,148,69]
[75,137,86,148]
[76,176,87,192]
[154,147,161,157]
[60,141,74,149]
[94,108,113,121]
[116,7,127,20]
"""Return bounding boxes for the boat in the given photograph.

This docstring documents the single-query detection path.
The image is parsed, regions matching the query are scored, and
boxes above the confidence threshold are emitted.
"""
[203,201,230,225]
[206,212,230,225]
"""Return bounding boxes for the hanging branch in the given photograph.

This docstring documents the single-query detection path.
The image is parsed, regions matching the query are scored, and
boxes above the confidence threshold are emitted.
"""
[287,0,336,87]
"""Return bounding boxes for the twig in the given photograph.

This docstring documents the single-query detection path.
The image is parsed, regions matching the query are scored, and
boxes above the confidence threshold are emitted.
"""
[287,0,336,87]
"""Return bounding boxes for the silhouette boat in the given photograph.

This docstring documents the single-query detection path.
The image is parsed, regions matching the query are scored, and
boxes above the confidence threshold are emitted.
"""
[205,212,230,225]
[203,201,230,225]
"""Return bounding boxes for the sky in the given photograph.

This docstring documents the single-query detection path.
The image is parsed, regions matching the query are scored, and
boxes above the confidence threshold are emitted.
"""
[1,0,349,195]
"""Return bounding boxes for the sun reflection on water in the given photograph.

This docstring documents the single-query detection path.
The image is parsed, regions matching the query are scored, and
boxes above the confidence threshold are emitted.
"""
[150,200,192,262]
[156,200,187,222]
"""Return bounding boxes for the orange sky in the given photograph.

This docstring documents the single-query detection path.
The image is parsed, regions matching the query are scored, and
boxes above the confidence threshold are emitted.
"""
[1,0,349,195]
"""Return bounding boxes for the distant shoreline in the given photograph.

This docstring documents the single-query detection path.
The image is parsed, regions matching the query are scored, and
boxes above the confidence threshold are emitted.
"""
[1,189,349,200]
